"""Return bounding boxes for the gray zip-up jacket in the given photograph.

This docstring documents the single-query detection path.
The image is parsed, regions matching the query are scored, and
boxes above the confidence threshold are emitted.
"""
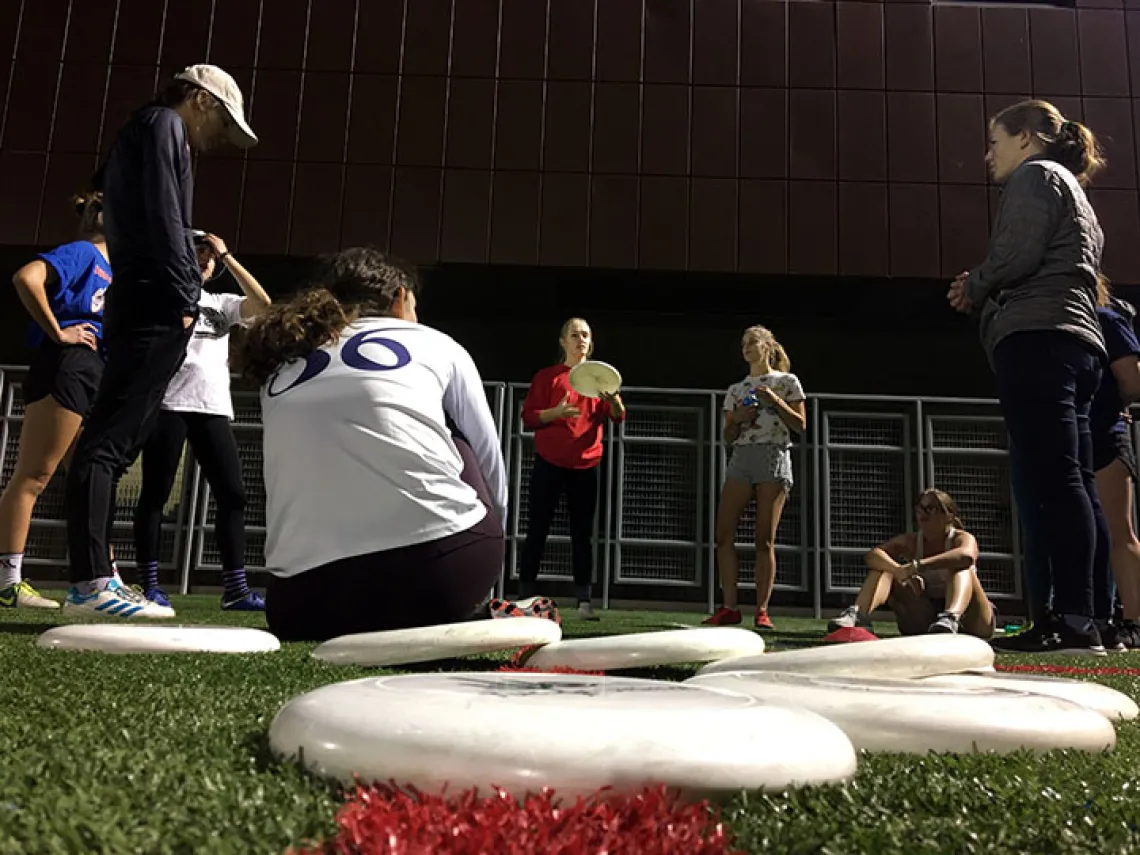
[965,155,1106,365]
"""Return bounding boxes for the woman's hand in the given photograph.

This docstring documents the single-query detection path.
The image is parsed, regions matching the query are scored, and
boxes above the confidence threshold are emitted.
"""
[550,393,581,420]
[57,323,98,350]
[753,386,781,406]
[947,272,973,314]
[203,233,229,259]
[731,404,759,426]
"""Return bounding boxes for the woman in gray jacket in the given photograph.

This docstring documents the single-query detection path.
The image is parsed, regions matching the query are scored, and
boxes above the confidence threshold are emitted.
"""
[948,99,1110,656]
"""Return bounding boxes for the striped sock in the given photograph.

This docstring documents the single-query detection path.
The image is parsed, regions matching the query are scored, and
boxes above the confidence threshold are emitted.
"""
[222,568,250,602]
[139,561,159,591]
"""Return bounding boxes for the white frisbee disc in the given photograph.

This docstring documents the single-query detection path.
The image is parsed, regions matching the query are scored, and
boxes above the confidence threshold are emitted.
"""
[688,671,1116,754]
[311,617,562,667]
[567,360,622,398]
[269,672,858,798]
[36,623,281,654]
[697,633,994,678]
[920,670,1139,721]
[523,627,765,671]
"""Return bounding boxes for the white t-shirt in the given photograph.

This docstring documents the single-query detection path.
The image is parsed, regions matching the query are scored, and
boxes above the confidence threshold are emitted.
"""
[723,371,806,449]
[163,291,246,419]
[260,316,509,578]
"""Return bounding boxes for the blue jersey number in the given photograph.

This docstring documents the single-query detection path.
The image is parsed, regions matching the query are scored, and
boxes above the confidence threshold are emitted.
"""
[266,328,412,398]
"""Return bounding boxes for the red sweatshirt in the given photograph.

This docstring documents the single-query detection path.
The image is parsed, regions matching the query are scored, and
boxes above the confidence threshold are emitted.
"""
[521,364,625,470]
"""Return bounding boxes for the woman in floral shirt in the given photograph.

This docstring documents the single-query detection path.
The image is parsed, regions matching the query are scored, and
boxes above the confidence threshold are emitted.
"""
[704,325,805,630]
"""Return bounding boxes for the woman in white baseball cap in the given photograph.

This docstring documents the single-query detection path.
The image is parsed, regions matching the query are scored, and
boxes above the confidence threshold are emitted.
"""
[63,65,257,621]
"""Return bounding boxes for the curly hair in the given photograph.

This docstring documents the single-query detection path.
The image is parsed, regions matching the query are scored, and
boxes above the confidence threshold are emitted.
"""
[237,248,421,386]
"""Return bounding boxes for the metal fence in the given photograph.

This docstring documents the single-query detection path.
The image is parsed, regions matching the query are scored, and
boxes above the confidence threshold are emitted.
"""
[0,363,1066,617]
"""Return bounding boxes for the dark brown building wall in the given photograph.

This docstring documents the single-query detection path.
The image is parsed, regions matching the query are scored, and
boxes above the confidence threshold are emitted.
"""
[2,0,1138,284]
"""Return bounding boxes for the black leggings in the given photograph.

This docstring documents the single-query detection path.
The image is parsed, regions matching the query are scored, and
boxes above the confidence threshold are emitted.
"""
[519,454,599,587]
[133,410,247,572]
[265,434,504,642]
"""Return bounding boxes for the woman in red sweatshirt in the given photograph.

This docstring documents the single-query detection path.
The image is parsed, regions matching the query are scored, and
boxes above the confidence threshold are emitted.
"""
[519,318,625,619]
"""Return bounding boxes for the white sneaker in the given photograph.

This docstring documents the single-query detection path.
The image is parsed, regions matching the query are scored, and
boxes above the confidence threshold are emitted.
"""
[578,601,599,621]
[62,578,176,620]
[0,580,60,609]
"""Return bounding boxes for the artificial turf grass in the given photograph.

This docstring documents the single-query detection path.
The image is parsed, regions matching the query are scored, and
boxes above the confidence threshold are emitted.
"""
[0,598,1137,855]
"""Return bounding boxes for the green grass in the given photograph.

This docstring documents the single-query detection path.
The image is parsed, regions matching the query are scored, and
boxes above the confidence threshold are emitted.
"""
[1,598,1139,854]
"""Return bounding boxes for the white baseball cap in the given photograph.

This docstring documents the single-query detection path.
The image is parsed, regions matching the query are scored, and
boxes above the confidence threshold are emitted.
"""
[173,64,258,149]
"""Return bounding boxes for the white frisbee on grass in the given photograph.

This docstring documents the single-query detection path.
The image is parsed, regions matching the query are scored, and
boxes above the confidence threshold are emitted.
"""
[567,360,622,398]
[36,623,280,654]
[920,670,1139,722]
[521,627,765,671]
[311,617,562,668]
[268,672,858,799]
[687,671,1117,754]
[697,633,994,678]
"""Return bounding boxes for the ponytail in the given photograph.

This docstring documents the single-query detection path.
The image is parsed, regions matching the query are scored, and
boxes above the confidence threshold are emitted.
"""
[743,324,791,372]
[993,99,1105,185]
[72,190,103,240]
[237,289,356,386]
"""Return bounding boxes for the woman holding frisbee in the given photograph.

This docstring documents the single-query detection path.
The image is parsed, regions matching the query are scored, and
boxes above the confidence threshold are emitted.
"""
[705,325,805,630]
[518,318,625,620]
[0,192,120,610]
[948,99,1110,654]
[238,248,508,641]
[131,231,270,611]
[828,489,997,639]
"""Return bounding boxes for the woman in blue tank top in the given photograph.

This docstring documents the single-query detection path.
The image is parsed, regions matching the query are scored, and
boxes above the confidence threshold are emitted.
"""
[0,193,111,609]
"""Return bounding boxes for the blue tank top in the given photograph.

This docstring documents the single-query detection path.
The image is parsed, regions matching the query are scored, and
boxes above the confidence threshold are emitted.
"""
[1090,299,1140,440]
[26,241,112,349]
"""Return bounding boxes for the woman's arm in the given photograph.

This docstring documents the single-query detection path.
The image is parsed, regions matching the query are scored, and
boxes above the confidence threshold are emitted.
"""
[13,260,97,349]
[204,234,271,319]
[755,387,806,434]
[912,530,979,575]
[443,345,509,524]
[963,164,1061,308]
[865,534,912,577]
[1112,356,1140,404]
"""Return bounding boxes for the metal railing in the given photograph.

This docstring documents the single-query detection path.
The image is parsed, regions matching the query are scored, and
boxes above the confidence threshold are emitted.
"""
[0,363,1063,616]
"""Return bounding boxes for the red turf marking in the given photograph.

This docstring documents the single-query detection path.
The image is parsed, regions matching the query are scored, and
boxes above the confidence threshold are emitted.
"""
[996,664,1140,677]
[291,783,739,854]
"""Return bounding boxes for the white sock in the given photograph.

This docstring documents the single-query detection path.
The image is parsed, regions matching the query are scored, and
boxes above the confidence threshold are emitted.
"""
[0,554,23,589]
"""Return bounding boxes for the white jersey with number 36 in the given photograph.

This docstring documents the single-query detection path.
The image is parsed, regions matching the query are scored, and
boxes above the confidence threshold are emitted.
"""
[260,317,508,578]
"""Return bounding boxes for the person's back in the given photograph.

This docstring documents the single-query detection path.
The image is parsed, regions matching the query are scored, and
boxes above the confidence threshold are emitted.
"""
[1091,297,1139,440]
[262,316,504,576]
[101,104,200,329]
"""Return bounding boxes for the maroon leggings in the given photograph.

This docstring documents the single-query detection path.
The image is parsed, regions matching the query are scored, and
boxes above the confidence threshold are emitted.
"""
[266,435,505,642]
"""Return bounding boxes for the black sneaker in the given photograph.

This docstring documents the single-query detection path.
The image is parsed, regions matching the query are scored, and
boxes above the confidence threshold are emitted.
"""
[1119,619,1140,650]
[1100,622,1128,653]
[991,613,1106,656]
[990,620,1057,654]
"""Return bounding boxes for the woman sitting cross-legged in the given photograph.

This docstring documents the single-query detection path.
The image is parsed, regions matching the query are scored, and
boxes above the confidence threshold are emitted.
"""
[828,489,997,639]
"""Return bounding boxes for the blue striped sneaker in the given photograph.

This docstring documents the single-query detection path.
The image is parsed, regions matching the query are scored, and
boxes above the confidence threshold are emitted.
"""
[62,578,176,620]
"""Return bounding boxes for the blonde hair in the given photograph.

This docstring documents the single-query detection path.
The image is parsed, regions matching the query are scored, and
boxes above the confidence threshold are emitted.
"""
[917,488,964,530]
[742,325,790,373]
[558,317,594,360]
[1096,272,1111,307]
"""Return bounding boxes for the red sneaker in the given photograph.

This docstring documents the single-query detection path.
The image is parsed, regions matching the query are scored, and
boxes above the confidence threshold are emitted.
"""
[753,609,774,630]
[702,606,742,626]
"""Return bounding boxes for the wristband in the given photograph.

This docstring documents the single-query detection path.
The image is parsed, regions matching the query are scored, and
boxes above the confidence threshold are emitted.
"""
[219,252,232,264]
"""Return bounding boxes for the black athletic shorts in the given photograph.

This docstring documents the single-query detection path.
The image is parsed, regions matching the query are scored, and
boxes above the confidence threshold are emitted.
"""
[1093,428,1138,481]
[21,340,104,417]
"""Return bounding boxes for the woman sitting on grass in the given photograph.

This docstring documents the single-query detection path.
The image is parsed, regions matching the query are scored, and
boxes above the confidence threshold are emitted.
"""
[238,248,509,642]
[828,488,997,639]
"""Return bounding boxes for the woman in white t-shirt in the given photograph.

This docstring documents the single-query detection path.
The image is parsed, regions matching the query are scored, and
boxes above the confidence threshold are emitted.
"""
[704,325,806,630]
[131,231,271,611]
[236,247,509,642]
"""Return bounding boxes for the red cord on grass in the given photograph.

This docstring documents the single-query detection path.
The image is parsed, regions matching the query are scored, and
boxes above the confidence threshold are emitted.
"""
[996,664,1140,677]
[291,783,740,855]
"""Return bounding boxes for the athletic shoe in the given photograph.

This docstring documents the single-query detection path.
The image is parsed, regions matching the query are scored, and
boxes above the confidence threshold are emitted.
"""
[578,601,599,621]
[222,590,266,611]
[703,607,742,626]
[1099,622,1128,653]
[133,585,172,608]
[488,598,525,619]
[927,611,960,634]
[827,605,873,634]
[62,578,175,620]
[0,580,60,609]
[992,613,1105,656]
[753,609,774,631]
[1119,619,1140,649]
[488,597,561,625]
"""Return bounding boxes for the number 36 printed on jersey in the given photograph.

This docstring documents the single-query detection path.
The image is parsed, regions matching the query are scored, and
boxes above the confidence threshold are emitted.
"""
[266,328,412,397]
